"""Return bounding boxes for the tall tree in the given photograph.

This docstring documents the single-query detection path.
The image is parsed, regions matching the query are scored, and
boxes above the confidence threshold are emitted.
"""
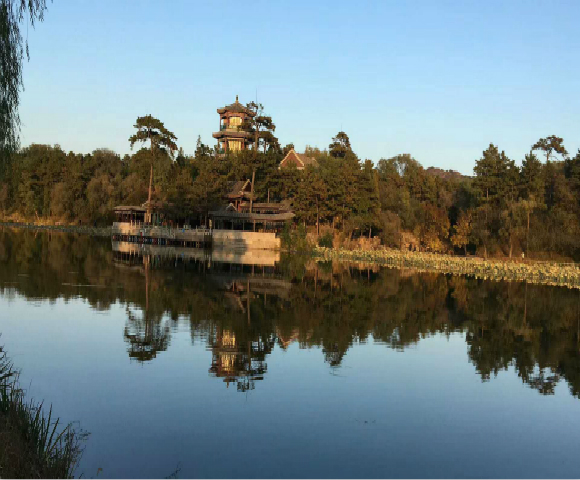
[294,166,329,235]
[242,102,276,212]
[329,131,352,159]
[532,135,568,163]
[520,152,545,254]
[243,102,277,153]
[128,115,177,222]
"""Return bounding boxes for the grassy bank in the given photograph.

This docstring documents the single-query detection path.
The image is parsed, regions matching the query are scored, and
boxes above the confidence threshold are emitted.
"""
[315,246,580,289]
[0,344,85,478]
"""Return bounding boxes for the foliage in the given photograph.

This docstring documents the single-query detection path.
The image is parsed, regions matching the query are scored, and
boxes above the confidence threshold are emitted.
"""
[532,135,568,162]
[280,222,311,252]
[329,131,352,158]
[243,102,279,153]
[318,232,333,248]
[451,210,472,254]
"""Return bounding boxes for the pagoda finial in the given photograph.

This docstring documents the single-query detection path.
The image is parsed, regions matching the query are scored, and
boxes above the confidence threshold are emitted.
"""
[236,94,239,102]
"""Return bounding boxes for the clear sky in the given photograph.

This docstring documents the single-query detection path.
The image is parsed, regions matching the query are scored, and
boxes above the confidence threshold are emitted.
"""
[18,0,580,175]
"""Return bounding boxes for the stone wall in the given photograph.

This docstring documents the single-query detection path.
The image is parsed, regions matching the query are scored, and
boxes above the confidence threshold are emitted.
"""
[212,230,281,250]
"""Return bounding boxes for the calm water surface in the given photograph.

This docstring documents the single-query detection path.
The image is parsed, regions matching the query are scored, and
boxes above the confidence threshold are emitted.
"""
[1,227,580,478]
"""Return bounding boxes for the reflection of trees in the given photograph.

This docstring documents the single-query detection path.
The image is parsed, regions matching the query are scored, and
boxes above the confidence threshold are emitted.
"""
[4,227,580,398]
[124,306,170,362]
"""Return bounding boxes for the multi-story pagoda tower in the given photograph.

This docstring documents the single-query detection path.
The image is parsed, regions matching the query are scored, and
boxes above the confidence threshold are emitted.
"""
[212,95,255,153]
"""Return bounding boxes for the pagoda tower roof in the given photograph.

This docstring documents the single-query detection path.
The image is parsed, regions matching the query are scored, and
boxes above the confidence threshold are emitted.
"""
[217,95,256,116]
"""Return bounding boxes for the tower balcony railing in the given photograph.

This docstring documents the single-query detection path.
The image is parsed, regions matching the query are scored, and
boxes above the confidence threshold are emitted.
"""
[220,125,242,131]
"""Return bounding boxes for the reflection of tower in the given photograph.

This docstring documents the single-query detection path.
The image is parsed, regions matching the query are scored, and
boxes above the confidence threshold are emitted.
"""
[208,328,273,392]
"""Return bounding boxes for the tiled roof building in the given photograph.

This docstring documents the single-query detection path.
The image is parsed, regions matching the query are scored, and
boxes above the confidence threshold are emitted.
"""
[279,148,318,170]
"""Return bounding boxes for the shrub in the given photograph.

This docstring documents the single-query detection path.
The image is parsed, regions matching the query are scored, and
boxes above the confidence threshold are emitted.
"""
[318,232,334,248]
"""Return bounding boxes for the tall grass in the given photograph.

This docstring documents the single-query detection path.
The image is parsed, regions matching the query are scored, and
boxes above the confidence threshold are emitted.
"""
[0,343,86,478]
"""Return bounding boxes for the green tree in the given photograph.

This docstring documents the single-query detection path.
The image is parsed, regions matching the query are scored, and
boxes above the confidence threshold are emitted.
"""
[532,135,568,163]
[294,166,329,235]
[451,210,472,255]
[329,131,352,159]
[243,102,277,153]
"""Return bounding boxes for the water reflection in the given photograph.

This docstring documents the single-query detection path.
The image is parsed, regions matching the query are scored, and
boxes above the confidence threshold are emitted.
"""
[2,227,580,398]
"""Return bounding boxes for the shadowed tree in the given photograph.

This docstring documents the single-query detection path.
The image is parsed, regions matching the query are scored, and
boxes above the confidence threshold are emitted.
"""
[128,115,177,222]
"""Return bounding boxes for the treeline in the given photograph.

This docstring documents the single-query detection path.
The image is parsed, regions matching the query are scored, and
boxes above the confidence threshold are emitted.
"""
[0,114,579,259]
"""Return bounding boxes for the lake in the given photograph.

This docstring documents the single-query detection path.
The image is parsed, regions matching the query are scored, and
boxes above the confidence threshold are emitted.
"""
[1,227,580,479]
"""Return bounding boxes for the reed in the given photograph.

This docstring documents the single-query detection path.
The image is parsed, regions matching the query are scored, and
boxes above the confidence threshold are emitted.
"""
[0,344,86,479]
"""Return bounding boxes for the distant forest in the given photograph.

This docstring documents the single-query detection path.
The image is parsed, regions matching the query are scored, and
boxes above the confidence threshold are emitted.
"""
[0,113,579,260]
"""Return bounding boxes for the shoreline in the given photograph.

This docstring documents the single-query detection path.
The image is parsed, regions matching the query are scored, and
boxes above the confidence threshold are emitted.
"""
[0,221,112,237]
[3,222,580,289]
[314,246,580,289]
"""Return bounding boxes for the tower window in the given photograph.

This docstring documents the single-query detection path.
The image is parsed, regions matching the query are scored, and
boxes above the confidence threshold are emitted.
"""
[229,116,242,128]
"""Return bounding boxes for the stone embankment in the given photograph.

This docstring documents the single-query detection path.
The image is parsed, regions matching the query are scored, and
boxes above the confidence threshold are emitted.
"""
[0,222,112,237]
[314,246,580,289]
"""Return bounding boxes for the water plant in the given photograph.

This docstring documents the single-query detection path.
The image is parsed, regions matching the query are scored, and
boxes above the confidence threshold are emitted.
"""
[0,343,86,479]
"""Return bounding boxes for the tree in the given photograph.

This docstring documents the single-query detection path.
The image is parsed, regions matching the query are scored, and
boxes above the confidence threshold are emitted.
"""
[129,115,177,223]
[451,210,472,255]
[415,203,449,252]
[0,0,47,163]
[190,157,227,227]
[532,135,568,163]
[520,152,545,255]
[241,102,277,212]
[243,102,277,153]
[294,166,329,235]
[329,131,352,158]
[473,144,510,205]
[282,143,295,156]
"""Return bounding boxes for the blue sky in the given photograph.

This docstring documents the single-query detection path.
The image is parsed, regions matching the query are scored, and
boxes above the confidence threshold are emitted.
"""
[18,0,580,174]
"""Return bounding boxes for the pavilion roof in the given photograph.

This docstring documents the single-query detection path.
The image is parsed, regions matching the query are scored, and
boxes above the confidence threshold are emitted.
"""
[217,96,255,116]
[225,179,253,198]
[279,148,318,169]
